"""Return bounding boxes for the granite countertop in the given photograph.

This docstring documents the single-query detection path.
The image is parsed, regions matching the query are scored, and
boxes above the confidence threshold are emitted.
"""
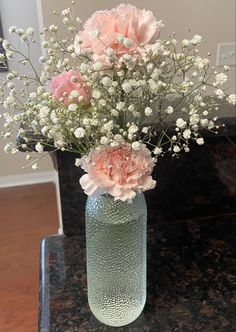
[39,214,236,332]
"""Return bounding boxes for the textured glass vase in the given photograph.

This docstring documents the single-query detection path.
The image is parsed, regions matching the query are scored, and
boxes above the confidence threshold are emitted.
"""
[85,193,147,327]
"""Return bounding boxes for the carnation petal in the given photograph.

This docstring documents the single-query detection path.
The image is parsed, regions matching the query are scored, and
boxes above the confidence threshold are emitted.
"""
[113,189,137,201]
[80,174,105,196]
[141,176,157,191]
[137,10,161,44]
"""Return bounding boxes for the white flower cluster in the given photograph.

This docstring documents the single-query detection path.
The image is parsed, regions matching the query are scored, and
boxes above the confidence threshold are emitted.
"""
[0,3,235,170]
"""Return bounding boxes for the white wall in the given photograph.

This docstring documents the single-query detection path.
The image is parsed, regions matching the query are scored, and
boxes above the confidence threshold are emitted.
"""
[0,0,235,179]
[0,0,54,178]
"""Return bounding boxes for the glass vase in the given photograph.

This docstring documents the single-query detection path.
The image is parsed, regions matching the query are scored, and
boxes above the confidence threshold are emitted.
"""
[85,193,147,327]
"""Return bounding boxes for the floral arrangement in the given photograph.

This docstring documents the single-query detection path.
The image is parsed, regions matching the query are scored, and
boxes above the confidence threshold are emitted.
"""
[0,2,235,201]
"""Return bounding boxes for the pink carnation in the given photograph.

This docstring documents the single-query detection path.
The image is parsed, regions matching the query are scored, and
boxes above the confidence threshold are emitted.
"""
[78,144,156,201]
[74,4,163,63]
[49,70,90,106]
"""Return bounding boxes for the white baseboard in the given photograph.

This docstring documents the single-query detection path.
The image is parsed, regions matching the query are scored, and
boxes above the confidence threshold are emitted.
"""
[0,171,57,188]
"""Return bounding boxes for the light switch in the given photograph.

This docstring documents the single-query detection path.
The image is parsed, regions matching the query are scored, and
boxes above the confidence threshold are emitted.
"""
[216,42,236,67]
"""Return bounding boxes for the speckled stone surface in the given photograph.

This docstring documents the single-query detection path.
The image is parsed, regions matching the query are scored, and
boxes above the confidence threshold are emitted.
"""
[39,214,236,332]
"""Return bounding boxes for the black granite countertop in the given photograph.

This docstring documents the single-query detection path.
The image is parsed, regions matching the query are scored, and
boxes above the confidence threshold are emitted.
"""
[39,213,236,332]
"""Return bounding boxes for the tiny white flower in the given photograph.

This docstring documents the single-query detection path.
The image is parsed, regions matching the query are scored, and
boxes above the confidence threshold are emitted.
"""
[108,87,115,95]
[75,158,82,167]
[190,114,200,125]
[183,129,191,139]
[191,35,202,45]
[142,127,149,134]
[41,126,50,135]
[79,63,90,73]
[91,119,99,126]
[7,82,15,89]
[123,54,132,62]
[196,138,204,145]
[35,142,44,153]
[145,107,153,117]
[49,25,58,32]
[67,45,74,53]
[29,92,37,100]
[151,68,161,81]
[68,103,78,111]
[227,94,236,105]
[92,90,102,99]
[111,109,119,116]
[114,134,123,143]
[128,124,139,134]
[74,127,86,138]
[9,26,16,33]
[62,8,71,16]
[39,106,50,118]
[93,62,102,71]
[0,53,5,62]
[215,89,225,99]
[102,76,112,87]
[194,56,209,70]
[149,77,159,89]
[200,119,209,127]
[224,65,230,72]
[173,145,181,153]
[2,40,11,49]
[82,118,91,126]
[176,118,187,129]
[16,28,24,36]
[4,142,13,153]
[26,27,34,35]
[132,141,141,150]
[70,90,79,98]
[208,121,215,129]
[42,41,49,48]
[116,102,126,111]
[102,120,113,132]
[100,136,110,145]
[215,73,227,86]
[110,141,119,147]
[153,147,163,155]
[39,56,46,64]
[117,71,124,77]
[122,81,132,94]
[11,147,18,154]
[128,104,135,112]
[182,39,191,47]
[32,163,38,170]
[165,106,174,114]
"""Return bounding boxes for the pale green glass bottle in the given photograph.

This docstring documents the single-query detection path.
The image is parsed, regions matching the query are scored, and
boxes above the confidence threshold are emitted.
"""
[85,193,147,327]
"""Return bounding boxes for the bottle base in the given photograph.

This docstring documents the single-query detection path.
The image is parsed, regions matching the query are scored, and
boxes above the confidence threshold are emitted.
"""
[89,301,145,327]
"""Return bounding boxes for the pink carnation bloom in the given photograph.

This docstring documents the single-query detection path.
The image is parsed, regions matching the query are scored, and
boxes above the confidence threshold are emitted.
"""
[74,4,163,63]
[78,144,156,201]
[49,70,90,106]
